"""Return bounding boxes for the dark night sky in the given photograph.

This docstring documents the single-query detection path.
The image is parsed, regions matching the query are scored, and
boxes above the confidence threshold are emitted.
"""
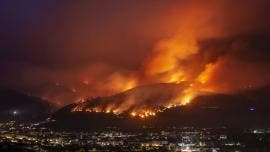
[1,0,270,106]
[0,1,173,69]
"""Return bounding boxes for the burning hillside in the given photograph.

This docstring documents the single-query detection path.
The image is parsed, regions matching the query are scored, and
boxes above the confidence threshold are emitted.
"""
[71,83,202,118]
[2,0,270,108]
[48,85,270,130]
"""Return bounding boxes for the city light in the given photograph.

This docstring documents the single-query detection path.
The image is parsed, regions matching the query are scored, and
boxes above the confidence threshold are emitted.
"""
[1,122,265,151]
[12,110,18,116]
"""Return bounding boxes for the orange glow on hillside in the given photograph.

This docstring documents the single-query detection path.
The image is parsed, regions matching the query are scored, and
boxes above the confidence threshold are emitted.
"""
[197,63,215,84]
[67,1,237,116]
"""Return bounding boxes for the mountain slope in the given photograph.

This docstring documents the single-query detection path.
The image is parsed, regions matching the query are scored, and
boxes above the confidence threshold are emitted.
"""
[47,84,270,130]
[72,83,188,113]
[0,89,53,122]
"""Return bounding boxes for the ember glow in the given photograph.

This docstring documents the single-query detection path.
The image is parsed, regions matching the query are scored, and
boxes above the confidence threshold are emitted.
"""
[72,103,167,119]
[1,0,270,114]
[71,82,199,118]
[65,0,270,116]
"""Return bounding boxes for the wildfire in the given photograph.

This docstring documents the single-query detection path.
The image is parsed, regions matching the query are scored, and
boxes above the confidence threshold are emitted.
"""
[130,111,156,119]
[136,110,156,118]
[105,74,138,94]
[197,63,214,84]
[69,3,220,117]
[72,102,181,119]
[124,79,137,91]
[34,0,265,115]
[70,32,213,118]
[144,35,199,78]
[167,71,185,84]
[131,112,137,117]
[181,95,191,105]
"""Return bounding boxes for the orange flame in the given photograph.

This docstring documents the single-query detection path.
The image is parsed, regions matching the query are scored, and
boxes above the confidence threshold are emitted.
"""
[70,1,227,116]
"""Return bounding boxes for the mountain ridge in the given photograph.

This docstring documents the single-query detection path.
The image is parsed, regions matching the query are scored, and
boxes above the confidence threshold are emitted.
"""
[46,83,270,131]
[0,89,53,122]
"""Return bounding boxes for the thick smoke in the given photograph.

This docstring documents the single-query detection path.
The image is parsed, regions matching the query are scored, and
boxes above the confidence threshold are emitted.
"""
[142,0,270,91]
[1,0,270,107]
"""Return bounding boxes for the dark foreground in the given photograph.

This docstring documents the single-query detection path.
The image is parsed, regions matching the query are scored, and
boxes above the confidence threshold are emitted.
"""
[1,121,270,152]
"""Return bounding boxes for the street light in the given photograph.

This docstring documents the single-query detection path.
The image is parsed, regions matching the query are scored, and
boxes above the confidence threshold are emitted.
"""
[13,110,18,115]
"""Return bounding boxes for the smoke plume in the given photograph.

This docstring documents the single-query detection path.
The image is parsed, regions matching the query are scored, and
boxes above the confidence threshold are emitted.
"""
[1,0,270,108]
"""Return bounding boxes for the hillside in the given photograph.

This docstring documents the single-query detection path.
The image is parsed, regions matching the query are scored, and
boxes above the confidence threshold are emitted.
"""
[0,89,53,122]
[47,84,270,131]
